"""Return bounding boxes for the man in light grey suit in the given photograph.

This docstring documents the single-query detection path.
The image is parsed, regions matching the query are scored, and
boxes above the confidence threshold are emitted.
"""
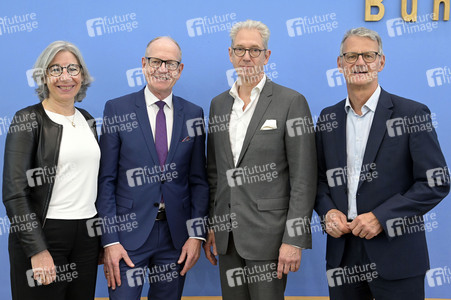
[203,20,317,300]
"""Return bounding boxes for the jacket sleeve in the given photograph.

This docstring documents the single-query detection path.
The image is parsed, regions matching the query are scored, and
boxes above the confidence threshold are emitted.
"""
[2,110,48,257]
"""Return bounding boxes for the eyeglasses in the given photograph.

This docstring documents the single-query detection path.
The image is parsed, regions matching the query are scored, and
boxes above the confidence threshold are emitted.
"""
[341,51,380,64]
[232,47,266,58]
[47,64,82,77]
[145,57,181,71]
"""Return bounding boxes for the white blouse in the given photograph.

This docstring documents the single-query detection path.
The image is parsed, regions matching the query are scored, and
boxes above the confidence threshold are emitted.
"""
[44,109,100,219]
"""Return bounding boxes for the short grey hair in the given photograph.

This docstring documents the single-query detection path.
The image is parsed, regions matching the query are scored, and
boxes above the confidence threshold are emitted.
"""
[340,27,384,56]
[145,36,182,61]
[230,20,270,49]
[33,41,93,102]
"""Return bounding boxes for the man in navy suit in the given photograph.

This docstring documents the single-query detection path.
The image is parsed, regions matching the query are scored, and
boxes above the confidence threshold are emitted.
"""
[97,36,209,300]
[315,27,449,300]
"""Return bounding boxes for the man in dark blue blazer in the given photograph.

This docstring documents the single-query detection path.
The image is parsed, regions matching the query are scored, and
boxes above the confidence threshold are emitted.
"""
[96,36,209,300]
[315,27,449,300]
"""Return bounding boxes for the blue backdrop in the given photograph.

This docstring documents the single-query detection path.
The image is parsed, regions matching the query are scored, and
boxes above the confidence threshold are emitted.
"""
[0,0,450,298]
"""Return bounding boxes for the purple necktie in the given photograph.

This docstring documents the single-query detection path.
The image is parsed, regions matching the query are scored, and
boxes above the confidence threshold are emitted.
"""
[155,101,168,166]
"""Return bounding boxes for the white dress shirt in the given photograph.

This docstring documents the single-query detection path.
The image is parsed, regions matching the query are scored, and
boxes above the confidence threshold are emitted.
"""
[229,75,267,166]
[345,85,381,220]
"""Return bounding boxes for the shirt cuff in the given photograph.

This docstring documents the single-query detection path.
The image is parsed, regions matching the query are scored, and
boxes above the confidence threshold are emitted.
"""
[189,236,206,242]
[104,242,120,248]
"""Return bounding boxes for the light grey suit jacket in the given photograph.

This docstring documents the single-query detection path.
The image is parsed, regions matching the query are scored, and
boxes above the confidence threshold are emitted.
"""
[207,79,317,260]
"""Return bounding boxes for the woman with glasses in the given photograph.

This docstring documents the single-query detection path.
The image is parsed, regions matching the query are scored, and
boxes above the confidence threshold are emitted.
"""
[3,41,100,300]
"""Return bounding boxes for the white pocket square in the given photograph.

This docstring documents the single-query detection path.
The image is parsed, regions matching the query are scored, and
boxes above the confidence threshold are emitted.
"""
[260,119,277,130]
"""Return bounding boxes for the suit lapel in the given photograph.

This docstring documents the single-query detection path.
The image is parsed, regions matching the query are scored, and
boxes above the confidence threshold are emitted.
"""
[166,96,183,165]
[134,88,160,166]
[334,102,348,170]
[236,80,273,167]
[358,89,393,190]
[216,94,235,169]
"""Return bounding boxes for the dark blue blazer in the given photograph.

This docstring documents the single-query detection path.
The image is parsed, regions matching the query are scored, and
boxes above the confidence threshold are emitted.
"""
[96,88,209,251]
[315,88,449,280]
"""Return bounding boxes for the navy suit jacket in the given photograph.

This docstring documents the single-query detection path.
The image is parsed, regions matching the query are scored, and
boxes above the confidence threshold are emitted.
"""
[96,88,209,251]
[315,88,449,280]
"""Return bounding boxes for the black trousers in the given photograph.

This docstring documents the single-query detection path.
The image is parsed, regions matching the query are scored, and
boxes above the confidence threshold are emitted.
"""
[9,217,100,300]
[327,234,425,300]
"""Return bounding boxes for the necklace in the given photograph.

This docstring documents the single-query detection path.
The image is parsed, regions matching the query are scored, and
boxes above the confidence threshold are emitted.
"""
[65,114,76,127]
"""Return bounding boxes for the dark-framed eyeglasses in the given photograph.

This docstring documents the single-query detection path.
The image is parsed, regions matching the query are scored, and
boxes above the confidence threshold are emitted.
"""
[145,57,181,71]
[341,51,380,64]
[232,47,267,58]
[47,64,82,77]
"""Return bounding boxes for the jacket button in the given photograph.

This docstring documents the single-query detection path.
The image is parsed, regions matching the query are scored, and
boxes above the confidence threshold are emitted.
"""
[154,203,159,207]
[228,203,231,208]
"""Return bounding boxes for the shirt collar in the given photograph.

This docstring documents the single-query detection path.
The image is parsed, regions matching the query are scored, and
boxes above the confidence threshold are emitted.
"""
[344,85,381,114]
[144,85,173,109]
[229,74,267,99]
